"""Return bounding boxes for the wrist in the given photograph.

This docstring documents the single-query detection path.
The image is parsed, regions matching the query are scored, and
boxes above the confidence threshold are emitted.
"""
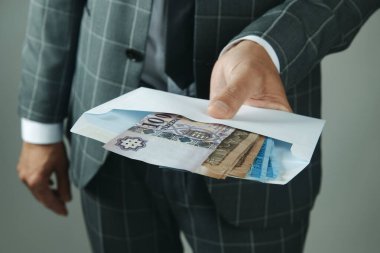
[223,40,279,75]
[234,40,272,60]
[220,36,280,72]
[23,141,63,148]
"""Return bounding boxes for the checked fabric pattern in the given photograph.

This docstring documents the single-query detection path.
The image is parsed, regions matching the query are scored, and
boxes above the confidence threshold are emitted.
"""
[19,0,379,230]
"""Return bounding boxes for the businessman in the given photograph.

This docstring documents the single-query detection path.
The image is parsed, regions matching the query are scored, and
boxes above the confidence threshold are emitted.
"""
[17,0,379,252]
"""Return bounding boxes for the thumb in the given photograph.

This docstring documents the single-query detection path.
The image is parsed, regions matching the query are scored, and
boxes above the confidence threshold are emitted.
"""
[208,84,248,119]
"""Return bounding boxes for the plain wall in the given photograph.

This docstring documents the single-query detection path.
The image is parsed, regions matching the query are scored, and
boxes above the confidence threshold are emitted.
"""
[0,1,379,252]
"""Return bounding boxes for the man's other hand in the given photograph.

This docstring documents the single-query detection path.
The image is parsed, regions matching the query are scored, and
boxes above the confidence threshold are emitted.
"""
[208,40,292,119]
[17,142,71,216]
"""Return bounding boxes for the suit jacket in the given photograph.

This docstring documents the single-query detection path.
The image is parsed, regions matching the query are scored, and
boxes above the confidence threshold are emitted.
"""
[19,0,379,228]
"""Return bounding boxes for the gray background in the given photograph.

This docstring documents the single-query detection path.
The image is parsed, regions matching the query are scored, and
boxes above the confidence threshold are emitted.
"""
[1,1,379,252]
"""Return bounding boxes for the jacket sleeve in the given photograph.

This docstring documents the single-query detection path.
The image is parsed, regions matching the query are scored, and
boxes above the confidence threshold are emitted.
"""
[232,0,380,90]
[18,0,85,123]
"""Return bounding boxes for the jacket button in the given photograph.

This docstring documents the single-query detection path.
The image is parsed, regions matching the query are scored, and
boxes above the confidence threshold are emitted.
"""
[125,48,143,62]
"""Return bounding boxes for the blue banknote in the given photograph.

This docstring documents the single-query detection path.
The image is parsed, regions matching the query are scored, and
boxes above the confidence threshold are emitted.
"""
[249,138,278,181]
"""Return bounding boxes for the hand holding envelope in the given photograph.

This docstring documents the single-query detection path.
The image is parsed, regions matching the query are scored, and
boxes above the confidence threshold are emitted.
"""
[71,88,325,185]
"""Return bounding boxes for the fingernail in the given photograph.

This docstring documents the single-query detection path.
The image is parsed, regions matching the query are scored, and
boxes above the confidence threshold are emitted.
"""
[209,100,230,115]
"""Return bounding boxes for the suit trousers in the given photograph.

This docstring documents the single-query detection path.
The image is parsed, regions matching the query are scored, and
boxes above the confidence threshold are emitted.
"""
[80,154,309,253]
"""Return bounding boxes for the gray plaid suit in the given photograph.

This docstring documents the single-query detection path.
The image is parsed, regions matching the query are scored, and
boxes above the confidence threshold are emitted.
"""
[19,0,379,252]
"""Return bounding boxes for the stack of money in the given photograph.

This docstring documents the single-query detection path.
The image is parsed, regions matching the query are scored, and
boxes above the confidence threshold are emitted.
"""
[104,112,279,182]
[198,130,264,179]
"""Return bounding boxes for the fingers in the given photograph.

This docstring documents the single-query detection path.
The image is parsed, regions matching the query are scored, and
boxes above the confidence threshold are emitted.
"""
[26,174,68,216]
[56,165,72,203]
[209,60,227,100]
[17,142,70,216]
[208,40,293,119]
[208,81,250,119]
[36,188,68,216]
[208,76,292,118]
[245,97,293,112]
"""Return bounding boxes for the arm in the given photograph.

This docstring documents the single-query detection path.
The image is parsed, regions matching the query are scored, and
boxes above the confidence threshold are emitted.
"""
[17,0,85,216]
[208,0,379,118]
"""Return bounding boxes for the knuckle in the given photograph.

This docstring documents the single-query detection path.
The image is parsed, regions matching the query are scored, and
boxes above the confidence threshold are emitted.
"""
[28,174,44,189]
[17,170,28,183]
[16,163,25,174]
[18,172,26,181]
[16,166,24,176]
[18,174,27,184]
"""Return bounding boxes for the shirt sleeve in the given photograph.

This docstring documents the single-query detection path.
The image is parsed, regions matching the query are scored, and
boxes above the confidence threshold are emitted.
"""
[220,35,280,72]
[21,118,63,144]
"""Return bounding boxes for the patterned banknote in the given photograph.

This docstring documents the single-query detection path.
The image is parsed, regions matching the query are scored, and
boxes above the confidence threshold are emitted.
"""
[227,135,265,178]
[103,113,235,172]
[197,130,260,179]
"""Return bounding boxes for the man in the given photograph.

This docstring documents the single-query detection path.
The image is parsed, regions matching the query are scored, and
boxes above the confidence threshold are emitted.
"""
[17,0,379,252]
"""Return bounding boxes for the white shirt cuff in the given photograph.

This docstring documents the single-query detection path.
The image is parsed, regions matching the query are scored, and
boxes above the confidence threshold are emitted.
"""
[21,118,63,144]
[220,35,280,72]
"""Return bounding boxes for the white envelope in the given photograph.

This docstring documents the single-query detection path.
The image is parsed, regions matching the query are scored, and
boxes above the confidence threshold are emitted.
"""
[71,87,325,184]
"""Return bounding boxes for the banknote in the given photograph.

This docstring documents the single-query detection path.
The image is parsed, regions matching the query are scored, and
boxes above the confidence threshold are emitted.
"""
[104,112,282,182]
[249,138,273,178]
[248,138,278,181]
[197,130,260,179]
[103,113,235,172]
[227,135,265,178]
[249,158,280,183]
